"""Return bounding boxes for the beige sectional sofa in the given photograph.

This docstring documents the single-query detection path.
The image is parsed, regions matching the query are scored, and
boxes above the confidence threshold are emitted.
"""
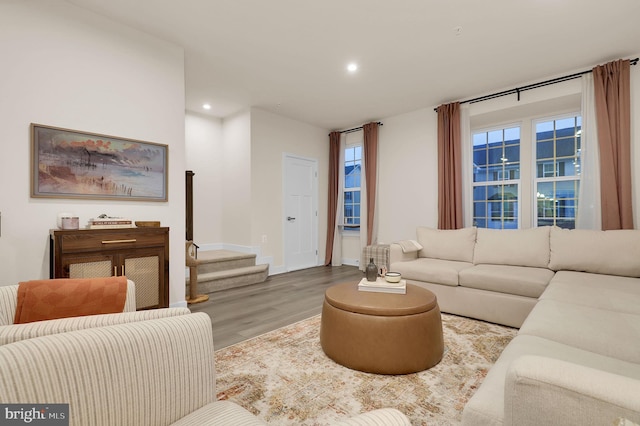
[391,226,640,425]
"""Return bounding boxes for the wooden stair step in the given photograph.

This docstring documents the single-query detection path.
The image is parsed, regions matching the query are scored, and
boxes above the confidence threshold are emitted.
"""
[194,250,257,274]
[187,264,269,294]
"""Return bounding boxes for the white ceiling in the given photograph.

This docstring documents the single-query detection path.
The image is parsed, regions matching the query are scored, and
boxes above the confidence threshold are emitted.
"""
[66,0,640,130]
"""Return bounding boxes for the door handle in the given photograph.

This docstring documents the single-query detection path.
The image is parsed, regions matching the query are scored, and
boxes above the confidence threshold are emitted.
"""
[287,216,296,221]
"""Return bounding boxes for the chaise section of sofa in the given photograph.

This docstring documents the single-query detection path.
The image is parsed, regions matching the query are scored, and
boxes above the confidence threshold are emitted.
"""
[462,227,640,426]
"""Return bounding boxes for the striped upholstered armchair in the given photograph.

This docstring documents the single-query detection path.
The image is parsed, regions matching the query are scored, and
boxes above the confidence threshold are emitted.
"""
[0,278,190,345]
[0,312,411,426]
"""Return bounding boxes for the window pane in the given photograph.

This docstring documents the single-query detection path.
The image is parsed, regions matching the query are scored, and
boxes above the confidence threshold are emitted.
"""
[488,147,503,165]
[473,183,518,229]
[556,117,575,134]
[488,130,502,144]
[556,138,576,157]
[504,127,520,143]
[536,141,553,160]
[473,147,487,166]
[473,186,487,201]
[473,201,486,217]
[353,146,362,160]
[504,145,519,163]
[536,180,578,229]
[474,165,488,183]
[536,121,554,137]
[345,148,354,162]
[473,133,487,146]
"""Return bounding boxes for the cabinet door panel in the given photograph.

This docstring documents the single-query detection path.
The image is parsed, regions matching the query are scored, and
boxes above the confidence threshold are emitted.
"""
[63,255,115,278]
[123,249,165,310]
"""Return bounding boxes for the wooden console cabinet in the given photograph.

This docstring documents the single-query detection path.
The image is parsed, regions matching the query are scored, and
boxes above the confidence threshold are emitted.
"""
[50,227,169,310]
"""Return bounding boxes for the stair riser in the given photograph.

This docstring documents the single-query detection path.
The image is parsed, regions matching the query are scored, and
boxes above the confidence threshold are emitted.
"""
[197,257,256,274]
[188,270,269,293]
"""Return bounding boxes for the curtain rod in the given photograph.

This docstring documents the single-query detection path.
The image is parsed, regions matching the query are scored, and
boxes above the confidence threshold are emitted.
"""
[330,122,383,136]
[434,57,639,112]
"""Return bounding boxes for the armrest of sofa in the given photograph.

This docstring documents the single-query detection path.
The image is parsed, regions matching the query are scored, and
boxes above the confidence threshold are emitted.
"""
[123,278,137,311]
[0,307,191,345]
[0,279,137,326]
[0,313,216,425]
[389,243,418,265]
[504,355,640,426]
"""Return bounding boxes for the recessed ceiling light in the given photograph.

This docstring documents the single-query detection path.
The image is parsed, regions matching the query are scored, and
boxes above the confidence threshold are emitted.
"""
[347,63,358,73]
[203,103,211,110]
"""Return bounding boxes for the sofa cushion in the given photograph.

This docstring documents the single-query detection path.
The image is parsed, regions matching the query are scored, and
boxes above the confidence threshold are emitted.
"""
[416,227,477,263]
[473,227,551,268]
[459,264,554,298]
[549,227,640,277]
[390,258,473,287]
[518,299,640,364]
[543,271,640,315]
[462,334,640,426]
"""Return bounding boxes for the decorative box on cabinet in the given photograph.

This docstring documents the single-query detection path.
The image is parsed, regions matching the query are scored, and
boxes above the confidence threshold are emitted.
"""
[50,227,169,310]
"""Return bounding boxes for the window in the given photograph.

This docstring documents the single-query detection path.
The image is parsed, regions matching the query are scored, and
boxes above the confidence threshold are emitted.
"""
[472,126,520,229]
[471,112,581,229]
[344,145,361,228]
[535,116,581,229]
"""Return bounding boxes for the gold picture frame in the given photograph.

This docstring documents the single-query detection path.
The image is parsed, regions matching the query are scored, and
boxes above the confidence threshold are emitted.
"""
[31,123,168,202]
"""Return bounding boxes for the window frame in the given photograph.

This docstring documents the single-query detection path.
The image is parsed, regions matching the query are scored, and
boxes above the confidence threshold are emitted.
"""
[468,108,581,230]
[343,142,362,231]
[532,112,582,229]
[471,123,522,229]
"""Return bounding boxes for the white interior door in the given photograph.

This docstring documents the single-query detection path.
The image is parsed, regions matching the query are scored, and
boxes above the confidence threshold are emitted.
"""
[284,154,318,271]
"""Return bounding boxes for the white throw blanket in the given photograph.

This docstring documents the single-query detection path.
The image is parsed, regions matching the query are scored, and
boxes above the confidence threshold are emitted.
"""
[396,240,423,253]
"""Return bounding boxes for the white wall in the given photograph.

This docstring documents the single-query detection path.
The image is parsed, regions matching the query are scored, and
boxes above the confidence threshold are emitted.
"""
[221,109,252,246]
[377,107,439,243]
[185,113,223,245]
[250,108,329,271]
[0,1,187,307]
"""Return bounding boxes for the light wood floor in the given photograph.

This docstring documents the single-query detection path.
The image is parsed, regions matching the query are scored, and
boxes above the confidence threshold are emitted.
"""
[189,265,364,349]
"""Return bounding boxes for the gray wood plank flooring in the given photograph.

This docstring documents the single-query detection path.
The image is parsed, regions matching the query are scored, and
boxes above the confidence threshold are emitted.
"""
[188,265,364,349]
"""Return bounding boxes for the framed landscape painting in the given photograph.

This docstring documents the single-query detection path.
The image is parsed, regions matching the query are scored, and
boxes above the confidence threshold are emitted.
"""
[31,124,168,202]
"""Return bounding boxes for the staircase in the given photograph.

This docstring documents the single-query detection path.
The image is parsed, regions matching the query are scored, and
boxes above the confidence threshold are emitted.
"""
[187,249,269,294]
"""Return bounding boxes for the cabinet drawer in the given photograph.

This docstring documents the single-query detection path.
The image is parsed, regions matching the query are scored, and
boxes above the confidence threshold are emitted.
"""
[57,229,167,253]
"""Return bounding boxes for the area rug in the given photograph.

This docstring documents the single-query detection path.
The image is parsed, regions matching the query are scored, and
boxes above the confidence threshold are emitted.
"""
[215,314,516,425]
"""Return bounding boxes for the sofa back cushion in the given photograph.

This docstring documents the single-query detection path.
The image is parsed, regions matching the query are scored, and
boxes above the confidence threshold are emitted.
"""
[416,227,476,262]
[473,227,551,268]
[549,227,640,277]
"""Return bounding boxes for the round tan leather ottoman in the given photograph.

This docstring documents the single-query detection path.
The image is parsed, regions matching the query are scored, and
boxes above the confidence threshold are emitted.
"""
[320,282,444,375]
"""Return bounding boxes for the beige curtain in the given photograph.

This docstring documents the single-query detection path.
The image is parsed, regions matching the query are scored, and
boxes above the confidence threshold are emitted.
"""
[593,59,633,229]
[437,102,463,229]
[324,131,341,265]
[363,122,379,245]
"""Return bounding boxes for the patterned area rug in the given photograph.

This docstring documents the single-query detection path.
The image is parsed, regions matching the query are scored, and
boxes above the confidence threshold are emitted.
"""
[215,314,516,425]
